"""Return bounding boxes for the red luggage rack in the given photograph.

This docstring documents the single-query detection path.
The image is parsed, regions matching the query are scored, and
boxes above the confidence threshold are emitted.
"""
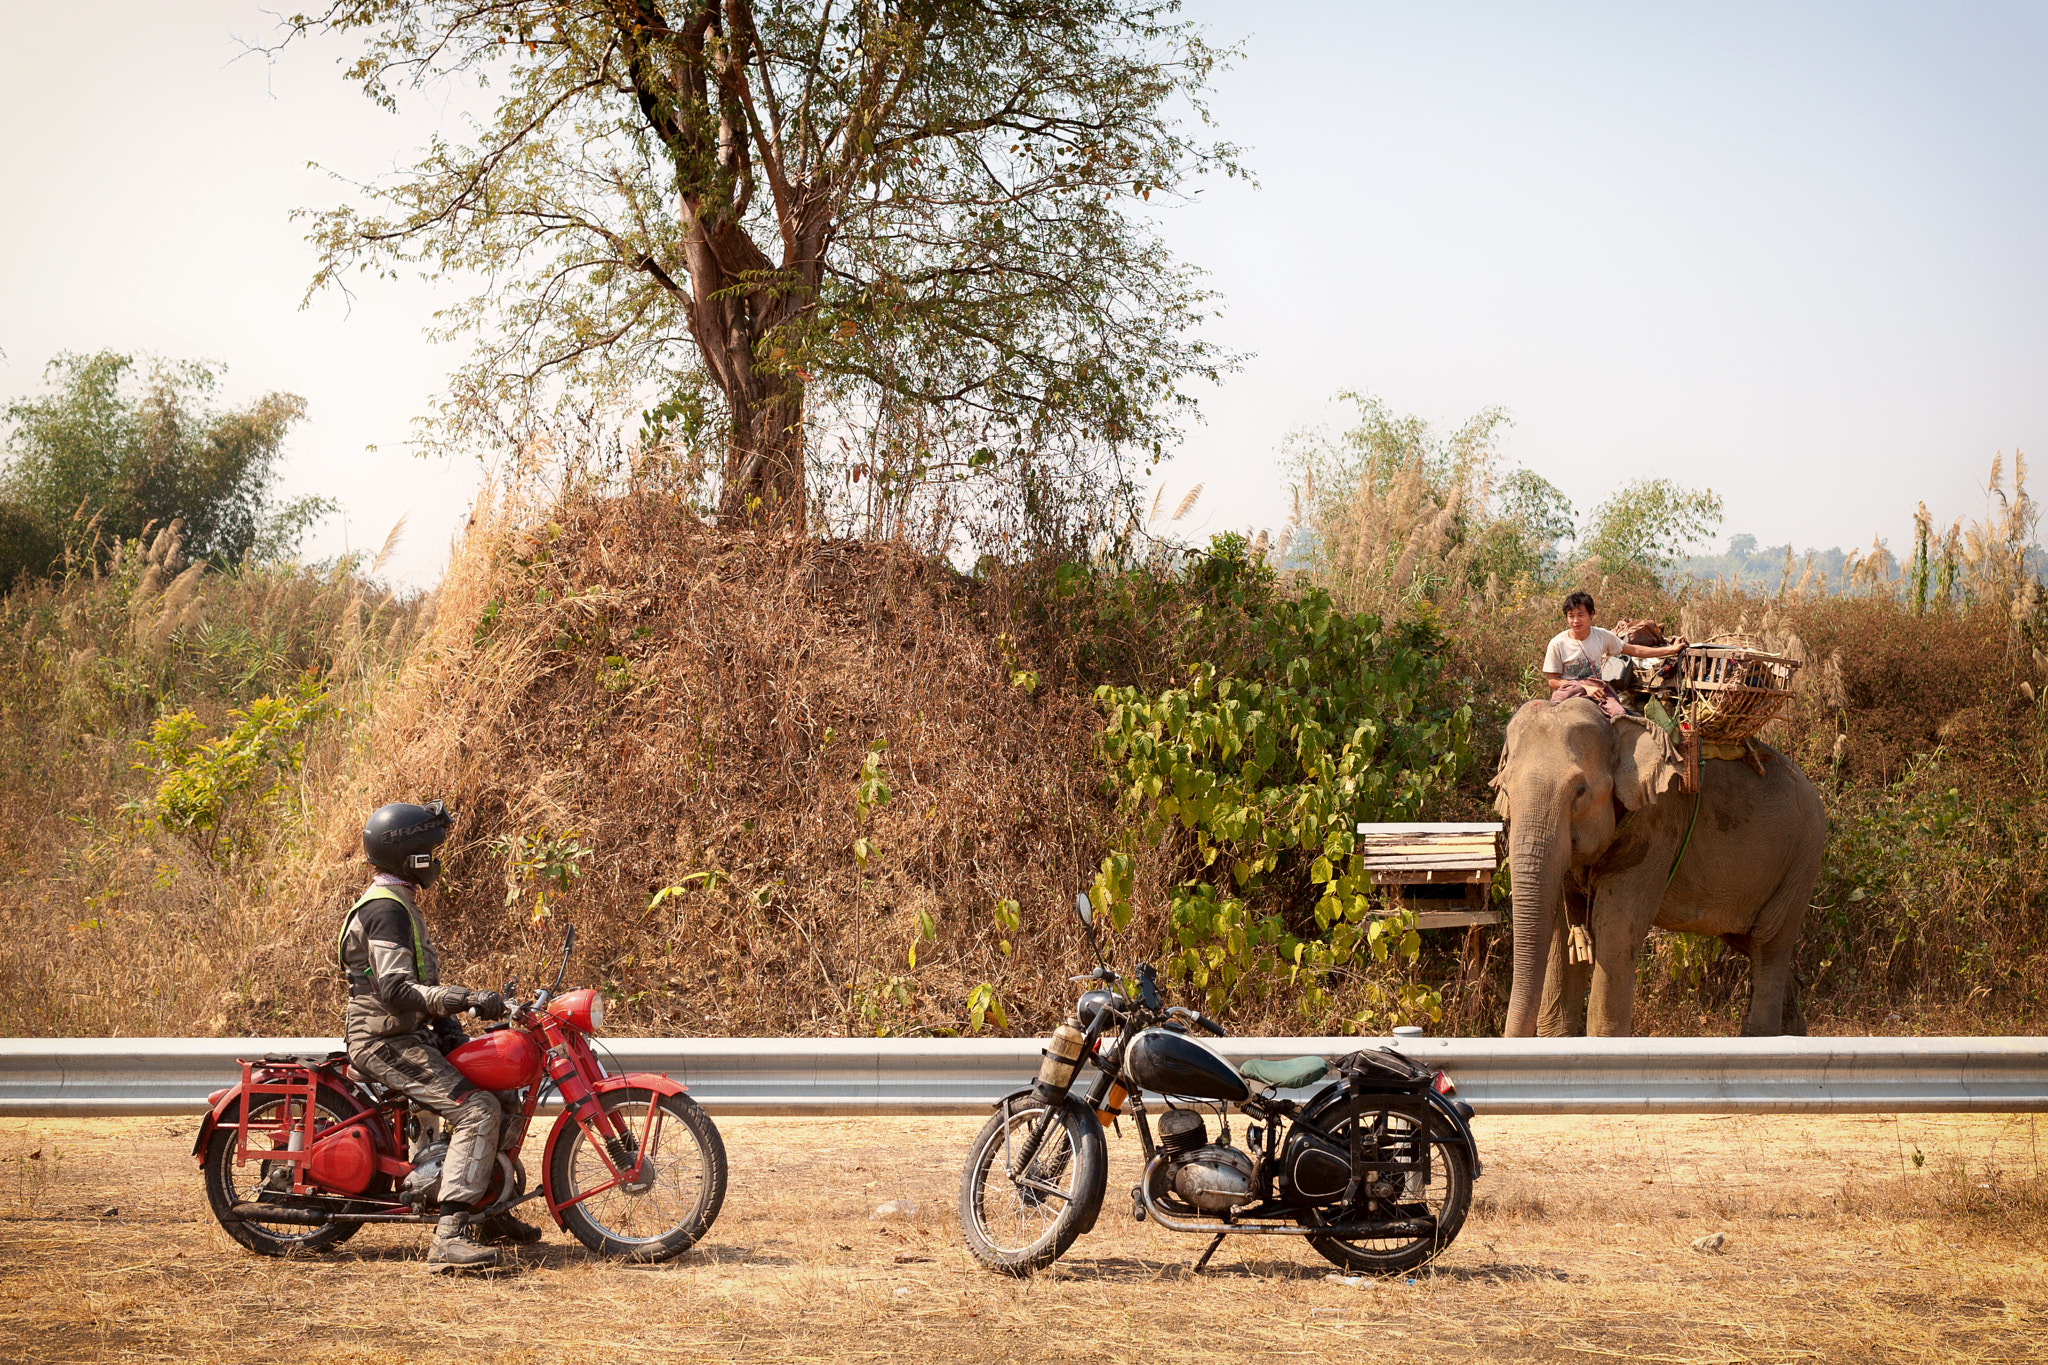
[233,1057,324,1195]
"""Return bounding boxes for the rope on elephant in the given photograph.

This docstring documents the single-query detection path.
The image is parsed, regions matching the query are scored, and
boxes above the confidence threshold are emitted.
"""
[1665,786,1704,893]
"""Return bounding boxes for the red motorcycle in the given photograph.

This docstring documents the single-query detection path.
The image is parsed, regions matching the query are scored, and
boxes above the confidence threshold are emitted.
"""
[193,926,725,1262]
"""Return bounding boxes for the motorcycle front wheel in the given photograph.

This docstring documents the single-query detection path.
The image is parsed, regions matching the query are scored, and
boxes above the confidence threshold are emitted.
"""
[201,1092,366,1257]
[547,1087,727,1262]
[1304,1113,1473,1276]
[957,1095,1105,1276]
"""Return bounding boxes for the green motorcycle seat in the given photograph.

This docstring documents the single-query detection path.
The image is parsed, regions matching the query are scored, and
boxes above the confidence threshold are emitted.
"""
[1239,1056,1329,1090]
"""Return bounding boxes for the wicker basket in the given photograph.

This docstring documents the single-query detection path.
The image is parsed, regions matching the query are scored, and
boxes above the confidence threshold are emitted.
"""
[1681,645,1801,742]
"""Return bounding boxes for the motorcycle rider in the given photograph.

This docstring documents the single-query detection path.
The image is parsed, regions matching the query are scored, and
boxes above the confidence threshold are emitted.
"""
[337,800,543,1270]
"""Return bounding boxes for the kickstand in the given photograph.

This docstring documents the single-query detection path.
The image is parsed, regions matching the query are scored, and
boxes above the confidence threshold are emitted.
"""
[1191,1232,1227,1274]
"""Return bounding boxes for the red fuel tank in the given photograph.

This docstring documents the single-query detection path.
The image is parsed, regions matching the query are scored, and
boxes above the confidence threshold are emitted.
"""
[448,1029,544,1091]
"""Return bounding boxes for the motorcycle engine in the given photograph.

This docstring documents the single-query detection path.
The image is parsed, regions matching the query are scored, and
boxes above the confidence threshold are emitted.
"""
[1169,1144,1255,1214]
[401,1139,449,1206]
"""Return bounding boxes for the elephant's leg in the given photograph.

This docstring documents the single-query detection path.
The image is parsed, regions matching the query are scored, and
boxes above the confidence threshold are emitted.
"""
[1538,892,1591,1036]
[1586,879,1659,1037]
[1740,860,1818,1037]
[1742,929,1805,1036]
[1585,925,1642,1036]
[1781,979,1808,1036]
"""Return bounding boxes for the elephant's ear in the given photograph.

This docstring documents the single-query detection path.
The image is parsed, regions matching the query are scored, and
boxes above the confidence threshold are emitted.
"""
[1611,716,1682,811]
[1489,705,1526,820]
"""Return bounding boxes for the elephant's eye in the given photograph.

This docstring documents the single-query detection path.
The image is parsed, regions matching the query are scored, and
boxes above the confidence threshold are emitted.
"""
[1571,781,1590,806]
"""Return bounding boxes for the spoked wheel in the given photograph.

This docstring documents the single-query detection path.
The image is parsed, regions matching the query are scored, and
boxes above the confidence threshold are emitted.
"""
[547,1087,726,1262]
[1305,1110,1472,1276]
[957,1096,1105,1276]
[202,1093,366,1257]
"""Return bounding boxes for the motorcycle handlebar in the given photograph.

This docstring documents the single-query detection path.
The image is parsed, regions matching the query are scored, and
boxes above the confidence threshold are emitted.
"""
[1167,1004,1227,1037]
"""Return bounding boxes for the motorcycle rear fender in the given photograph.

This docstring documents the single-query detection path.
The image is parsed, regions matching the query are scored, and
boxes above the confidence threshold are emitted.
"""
[991,1086,1106,1236]
[1296,1079,1483,1178]
[539,1071,689,1227]
[189,1071,373,1165]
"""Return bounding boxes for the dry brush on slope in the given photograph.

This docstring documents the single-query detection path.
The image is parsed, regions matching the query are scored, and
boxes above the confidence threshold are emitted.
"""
[238,490,1154,1038]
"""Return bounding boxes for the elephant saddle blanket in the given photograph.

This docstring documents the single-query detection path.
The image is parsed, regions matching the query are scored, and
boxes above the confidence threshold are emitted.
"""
[1550,679,1630,720]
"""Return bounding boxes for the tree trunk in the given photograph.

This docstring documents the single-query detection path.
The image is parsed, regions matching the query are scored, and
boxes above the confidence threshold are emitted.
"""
[665,216,819,529]
[719,373,806,527]
[612,9,839,529]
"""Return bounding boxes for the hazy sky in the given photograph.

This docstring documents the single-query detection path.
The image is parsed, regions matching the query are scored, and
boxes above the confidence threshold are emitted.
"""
[3,2,2042,586]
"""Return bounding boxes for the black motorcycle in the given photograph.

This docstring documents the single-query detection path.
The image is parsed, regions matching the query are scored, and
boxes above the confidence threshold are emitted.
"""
[957,894,1481,1276]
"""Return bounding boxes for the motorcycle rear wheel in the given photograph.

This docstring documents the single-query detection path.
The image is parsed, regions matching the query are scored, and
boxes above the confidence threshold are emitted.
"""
[548,1087,727,1262]
[1304,1114,1472,1276]
[202,1092,366,1257]
[958,1096,1105,1276]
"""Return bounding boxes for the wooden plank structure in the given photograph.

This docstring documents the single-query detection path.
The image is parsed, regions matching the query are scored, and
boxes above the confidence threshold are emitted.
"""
[1354,822,1504,929]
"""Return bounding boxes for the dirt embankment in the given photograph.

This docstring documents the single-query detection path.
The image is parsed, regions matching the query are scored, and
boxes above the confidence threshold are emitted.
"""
[238,492,1130,1038]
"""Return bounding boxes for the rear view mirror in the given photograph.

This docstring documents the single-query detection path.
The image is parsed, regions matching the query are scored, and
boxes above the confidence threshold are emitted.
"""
[1073,892,1094,929]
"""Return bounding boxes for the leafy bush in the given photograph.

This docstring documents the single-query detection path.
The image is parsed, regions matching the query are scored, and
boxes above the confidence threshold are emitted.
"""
[131,675,330,862]
[0,518,426,1036]
[1579,478,1724,583]
[1095,588,1471,1025]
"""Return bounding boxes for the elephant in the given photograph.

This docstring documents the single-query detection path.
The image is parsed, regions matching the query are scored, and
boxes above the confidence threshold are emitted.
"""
[1490,696,1826,1037]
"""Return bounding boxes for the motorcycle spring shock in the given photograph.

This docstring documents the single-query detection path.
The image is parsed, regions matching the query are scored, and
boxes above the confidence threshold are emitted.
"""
[603,1131,639,1171]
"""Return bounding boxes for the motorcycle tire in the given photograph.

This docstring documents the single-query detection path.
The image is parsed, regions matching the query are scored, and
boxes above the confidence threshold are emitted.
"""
[958,1095,1105,1276]
[548,1087,727,1262]
[1304,1115,1473,1276]
[202,1091,366,1257]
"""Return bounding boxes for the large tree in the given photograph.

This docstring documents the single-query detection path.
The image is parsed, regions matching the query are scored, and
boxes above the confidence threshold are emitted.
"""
[291,0,1241,528]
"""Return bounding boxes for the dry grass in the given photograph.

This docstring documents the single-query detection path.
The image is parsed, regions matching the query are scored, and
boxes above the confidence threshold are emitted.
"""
[232,486,1133,1040]
[1,1112,2043,1362]
[0,538,426,1037]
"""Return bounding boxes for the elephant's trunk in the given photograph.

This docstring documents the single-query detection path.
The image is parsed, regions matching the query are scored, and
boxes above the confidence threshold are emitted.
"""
[1502,789,1571,1038]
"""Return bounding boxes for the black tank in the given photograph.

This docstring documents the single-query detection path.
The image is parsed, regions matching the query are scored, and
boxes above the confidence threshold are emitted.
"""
[1124,1028,1249,1102]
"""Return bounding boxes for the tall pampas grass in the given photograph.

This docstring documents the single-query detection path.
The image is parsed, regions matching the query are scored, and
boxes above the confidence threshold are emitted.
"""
[1283,392,1507,621]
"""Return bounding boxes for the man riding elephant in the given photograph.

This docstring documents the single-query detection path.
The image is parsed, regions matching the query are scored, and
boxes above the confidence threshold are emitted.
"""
[1541,591,1688,715]
[338,800,543,1270]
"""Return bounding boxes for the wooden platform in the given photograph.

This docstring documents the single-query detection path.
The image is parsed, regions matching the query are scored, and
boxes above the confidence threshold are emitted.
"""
[1356,821,1505,929]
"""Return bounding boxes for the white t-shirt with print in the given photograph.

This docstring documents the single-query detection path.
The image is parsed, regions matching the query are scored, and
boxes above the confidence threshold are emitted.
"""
[1544,626,1624,681]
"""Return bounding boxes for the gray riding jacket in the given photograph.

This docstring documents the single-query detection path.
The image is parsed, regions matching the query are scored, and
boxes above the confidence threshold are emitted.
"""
[336,878,470,1050]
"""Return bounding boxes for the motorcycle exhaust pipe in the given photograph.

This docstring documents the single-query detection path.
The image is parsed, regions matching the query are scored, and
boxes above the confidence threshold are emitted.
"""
[230,1203,430,1226]
[230,1202,330,1226]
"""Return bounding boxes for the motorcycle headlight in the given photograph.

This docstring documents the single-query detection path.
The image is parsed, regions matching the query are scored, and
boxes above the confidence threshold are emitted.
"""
[546,987,605,1035]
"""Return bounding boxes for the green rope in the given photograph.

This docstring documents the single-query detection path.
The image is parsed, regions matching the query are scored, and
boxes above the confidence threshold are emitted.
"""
[1661,657,1703,893]
[1665,776,1702,893]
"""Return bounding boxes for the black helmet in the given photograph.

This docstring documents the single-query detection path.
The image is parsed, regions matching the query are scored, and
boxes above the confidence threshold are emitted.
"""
[363,800,455,887]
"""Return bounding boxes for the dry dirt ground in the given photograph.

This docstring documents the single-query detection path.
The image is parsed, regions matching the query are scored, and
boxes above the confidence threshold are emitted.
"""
[2,1111,2043,1363]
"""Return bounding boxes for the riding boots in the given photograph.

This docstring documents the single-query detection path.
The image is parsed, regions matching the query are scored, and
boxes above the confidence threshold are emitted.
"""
[470,1210,545,1246]
[426,1212,502,1271]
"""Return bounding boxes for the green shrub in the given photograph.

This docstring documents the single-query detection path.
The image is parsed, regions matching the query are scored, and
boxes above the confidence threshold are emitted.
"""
[129,674,330,862]
[1095,588,1471,1025]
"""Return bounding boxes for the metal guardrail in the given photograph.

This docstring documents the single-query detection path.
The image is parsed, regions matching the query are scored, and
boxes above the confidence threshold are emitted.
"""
[2,1035,2045,1118]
